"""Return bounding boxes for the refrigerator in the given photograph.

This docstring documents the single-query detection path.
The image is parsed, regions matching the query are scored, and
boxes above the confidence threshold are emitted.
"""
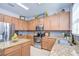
[0,22,15,42]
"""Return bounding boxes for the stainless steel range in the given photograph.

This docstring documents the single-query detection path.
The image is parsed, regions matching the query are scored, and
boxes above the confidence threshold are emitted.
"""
[34,24,45,43]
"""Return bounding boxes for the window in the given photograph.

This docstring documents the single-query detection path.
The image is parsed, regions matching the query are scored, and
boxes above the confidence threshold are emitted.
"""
[72,3,79,35]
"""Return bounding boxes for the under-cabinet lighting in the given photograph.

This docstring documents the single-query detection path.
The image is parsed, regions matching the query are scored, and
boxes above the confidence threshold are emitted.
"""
[17,3,29,10]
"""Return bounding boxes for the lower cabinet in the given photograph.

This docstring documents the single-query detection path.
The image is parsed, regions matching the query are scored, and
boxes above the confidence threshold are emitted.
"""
[41,37,56,51]
[21,42,31,56]
[6,49,21,56]
[3,42,31,56]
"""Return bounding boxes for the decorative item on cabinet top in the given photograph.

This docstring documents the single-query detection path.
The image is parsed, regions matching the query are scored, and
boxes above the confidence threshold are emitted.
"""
[35,10,48,19]
[19,16,25,20]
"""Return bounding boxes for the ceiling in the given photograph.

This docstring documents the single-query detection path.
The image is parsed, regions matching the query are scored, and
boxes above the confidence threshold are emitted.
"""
[0,3,72,20]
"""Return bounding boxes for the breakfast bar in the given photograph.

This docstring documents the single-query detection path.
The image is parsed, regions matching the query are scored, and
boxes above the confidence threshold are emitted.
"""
[0,39,31,56]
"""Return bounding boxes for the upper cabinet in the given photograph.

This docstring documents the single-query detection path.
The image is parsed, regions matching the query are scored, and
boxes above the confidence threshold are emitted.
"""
[27,11,70,31]
[11,17,19,30]
[59,12,70,30]
[27,19,38,30]
[0,14,4,22]
[48,13,60,30]
[0,11,70,31]
[72,3,79,35]
[4,15,12,23]
[0,13,28,30]
[44,11,70,30]
[44,17,50,30]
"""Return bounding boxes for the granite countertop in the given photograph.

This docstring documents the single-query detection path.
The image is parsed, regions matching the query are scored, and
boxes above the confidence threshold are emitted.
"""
[50,38,79,56]
[0,39,30,49]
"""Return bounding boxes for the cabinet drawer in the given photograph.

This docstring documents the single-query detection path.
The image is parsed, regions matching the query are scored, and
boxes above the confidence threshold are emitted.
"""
[6,49,21,56]
[22,42,31,47]
[4,45,21,55]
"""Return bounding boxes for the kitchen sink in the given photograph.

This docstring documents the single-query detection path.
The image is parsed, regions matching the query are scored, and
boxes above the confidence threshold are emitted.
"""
[58,39,71,46]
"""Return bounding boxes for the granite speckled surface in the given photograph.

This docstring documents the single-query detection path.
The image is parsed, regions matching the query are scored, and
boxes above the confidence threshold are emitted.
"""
[0,39,30,49]
[50,38,79,56]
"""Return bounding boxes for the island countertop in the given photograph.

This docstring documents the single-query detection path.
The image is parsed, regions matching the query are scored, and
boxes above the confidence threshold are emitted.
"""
[0,39,31,50]
[50,38,79,56]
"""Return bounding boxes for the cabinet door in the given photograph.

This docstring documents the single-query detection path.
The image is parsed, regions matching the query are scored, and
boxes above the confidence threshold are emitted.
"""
[12,17,19,30]
[4,15,12,23]
[44,17,50,30]
[28,21,33,30]
[6,49,21,56]
[4,45,21,56]
[0,14,4,22]
[59,12,70,30]
[33,20,38,30]
[41,39,49,50]
[21,20,24,30]
[50,14,60,30]
[17,19,22,30]
[23,21,27,30]
[21,42,31,56]
[41,38,56,51]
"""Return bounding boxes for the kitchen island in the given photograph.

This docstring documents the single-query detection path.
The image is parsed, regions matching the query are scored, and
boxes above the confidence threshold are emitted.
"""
[0,39,31,56]
[50,38,79,56]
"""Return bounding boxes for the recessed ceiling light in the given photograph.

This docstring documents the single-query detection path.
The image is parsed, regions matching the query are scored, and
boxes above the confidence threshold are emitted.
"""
[17,3,29,10]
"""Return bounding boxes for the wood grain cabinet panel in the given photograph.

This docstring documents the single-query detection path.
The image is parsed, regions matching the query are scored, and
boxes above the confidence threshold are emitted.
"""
[11,17,19,30]
[23,21,27,30]
[3,41,31,56]
[21,42,31,56]
[28,20,34,30]
[33,19,38,30]
[49,14,60,30]
[41,37,56,51]
[44,12,70,30]
[0,14,4,22]
[43,17,50,30]
[17,19,23,30]
[59,12,70,30]
[27,21,31,30]
[4,15,12,24]
[4,45,21,56]
[6,49,21,56]
[27,19,38,30]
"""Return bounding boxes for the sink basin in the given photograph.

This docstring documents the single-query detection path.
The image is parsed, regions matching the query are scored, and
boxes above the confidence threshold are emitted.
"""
[58,39,71,46]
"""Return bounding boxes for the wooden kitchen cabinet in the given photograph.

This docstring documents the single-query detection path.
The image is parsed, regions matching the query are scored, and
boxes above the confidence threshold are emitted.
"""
[3,41,31,56]
[27,21,31,30]
[0,13,4,22]
[28,20,35,30]
[4,15,12,24]
[27,19,38,30]
[44,17,50,30]
[44,11,70,30]
[23,21,28,30]
[0,13,28,30]
[18,35,34,46]
[21,42,31,56]
[17,19,23,30]
[59,12,70,30]
[26,35,34,46]
[49,14,60,30]
[41,37,56,51]
[11,17,19,30]
[6,50,21,56]
[4,44,22,56]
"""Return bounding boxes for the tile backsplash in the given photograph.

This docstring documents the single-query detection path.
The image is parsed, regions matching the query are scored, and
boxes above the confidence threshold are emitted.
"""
[15,31,70,38]
[49,32,65,38]
[15,31,34,35]
[74,36,79,41]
